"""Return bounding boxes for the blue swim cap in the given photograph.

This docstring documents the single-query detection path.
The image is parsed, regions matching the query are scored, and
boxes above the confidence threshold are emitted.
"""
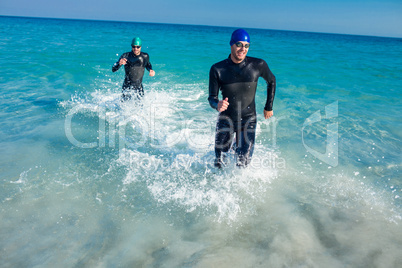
[230,29,250,46]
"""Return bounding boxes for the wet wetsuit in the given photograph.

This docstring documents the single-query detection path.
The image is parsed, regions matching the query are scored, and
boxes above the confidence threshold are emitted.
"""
[112,51,153,100]
[208,55,276,167]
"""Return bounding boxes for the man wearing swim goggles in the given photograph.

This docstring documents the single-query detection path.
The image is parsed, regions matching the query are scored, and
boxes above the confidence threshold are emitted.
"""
[112,37,156,101]
[208,29,276,168]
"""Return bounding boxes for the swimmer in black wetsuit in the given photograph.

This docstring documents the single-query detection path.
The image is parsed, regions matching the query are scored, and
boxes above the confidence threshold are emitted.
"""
[112,37,155,101]
[208,29,276,168]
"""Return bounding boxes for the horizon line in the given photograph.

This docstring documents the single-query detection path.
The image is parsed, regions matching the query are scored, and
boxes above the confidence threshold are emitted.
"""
[2,14,402,40]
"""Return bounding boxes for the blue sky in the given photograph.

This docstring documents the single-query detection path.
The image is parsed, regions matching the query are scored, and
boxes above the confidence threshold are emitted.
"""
[1,0,401,38]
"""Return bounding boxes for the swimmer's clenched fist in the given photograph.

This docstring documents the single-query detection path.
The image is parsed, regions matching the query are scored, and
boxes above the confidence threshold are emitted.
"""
[217,97,229,112]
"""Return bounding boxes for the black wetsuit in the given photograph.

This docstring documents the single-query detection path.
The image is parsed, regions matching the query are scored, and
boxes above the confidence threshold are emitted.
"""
[112,51,153,100]
[208,55,276,167]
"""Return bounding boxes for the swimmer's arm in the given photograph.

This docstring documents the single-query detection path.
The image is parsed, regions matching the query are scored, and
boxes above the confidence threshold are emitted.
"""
[145,60,153,72]
[261,60,276,117]
[144,54,155,76]
[208,66,220,110]
[112,61,121,72]
[208,95,219,110]
[112,55,127,72]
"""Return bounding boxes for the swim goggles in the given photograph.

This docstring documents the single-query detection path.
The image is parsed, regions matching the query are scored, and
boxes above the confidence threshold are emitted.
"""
[235,42,250,48]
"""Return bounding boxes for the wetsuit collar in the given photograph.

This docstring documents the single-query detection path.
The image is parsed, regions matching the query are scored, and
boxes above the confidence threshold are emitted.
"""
[228,54,247,65]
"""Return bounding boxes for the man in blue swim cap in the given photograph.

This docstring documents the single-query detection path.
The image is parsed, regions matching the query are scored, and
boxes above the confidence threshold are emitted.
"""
[112,37,156,101]
[228,29,251,63]
[208,29,276,168]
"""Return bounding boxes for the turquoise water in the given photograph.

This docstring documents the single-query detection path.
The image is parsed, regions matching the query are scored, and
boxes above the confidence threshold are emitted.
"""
[1,16,401,267]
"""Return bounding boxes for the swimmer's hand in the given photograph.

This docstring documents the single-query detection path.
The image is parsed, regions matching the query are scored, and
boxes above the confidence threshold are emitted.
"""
[119,58,128,65]
[217,97,229,112]
[264,109,273,119]
[149,70,155,77]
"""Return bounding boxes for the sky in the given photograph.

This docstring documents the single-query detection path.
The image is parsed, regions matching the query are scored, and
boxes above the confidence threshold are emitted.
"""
[1,0,402,38]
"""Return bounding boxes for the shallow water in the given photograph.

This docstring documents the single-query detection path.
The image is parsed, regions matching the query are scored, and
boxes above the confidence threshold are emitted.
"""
[0,16,401,267]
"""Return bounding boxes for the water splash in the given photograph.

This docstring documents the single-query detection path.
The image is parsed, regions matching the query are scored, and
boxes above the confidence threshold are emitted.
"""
[61,85,280,223]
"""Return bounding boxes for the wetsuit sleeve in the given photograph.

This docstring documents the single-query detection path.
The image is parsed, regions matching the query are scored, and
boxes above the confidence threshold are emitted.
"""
[261,60,276,111]
[144,53,153,72]
[112,54,125,72]
[112,60,121,72]
[145,61,153,72]
[208,65,220,110]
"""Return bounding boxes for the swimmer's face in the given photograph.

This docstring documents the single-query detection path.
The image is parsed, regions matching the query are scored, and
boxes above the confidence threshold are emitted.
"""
[132,45,141,56]
[230,41,249,63]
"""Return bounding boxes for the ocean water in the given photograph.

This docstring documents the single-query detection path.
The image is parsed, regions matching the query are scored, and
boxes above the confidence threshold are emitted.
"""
[0,16,401,267]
